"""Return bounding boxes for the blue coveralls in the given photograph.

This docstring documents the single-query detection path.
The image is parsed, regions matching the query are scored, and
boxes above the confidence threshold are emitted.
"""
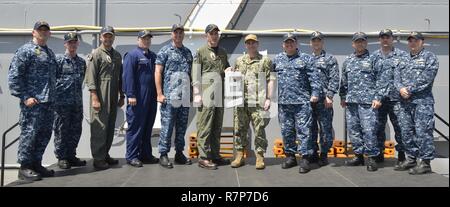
[122,47,158,161]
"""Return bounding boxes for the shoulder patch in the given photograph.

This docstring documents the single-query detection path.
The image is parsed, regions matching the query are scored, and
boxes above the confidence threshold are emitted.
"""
[87,54,93,61]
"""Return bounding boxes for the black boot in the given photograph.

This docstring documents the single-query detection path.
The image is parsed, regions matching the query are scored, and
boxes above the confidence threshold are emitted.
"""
[33,162,55,177]
[174,151,192,165]
[198,159,218,170]
[394,156,416,171]
[58,159,71,169]
[318,152,329,167]
[18,165,41,181]
[367,157,378,172]
[141,156,159,164]
[105,156,119,165]
[345,154,364,166]
[281,154,297,169]
[159,154,173,169]
[409,160,432,175]
[68,157,87,167]
[309,151,319,164]
[299,156,311,174]
[93,159,109,171]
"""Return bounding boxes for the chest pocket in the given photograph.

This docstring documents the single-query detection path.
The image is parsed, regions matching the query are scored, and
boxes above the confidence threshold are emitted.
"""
[359,61,373,73]
[33,52,50,67]
[138,58,150,70]
[169,53,189,72]
[294,58,306,69]
[413,59,426,71]
[291,59,305,78]
[283,61,302,78]
[316,62,327,70]
[182,54,193,72]
[216,54,228,69]
[62,62,75,74]
[315,57,327,69]
[36,50,49,62]
[205,54,225,76]
[99,54,115,80]
[275,62,293,75]
[168,52,180,64]
[391,58,401,68]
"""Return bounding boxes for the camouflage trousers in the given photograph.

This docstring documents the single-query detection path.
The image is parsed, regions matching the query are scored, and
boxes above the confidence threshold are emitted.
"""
[311,100,334,154]
[278,104,313,156]
[17,103,54,165]
[398,102,435,160]
[233,105,270,153]
[346,103,380,157]
[376,101,405,153]
[158,103,190,155]
[196,106,224,160]
[53,104,83,160]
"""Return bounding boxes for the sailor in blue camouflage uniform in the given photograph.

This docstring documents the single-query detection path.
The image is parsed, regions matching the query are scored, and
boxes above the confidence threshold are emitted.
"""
[155,24,193,169]
[371,29,409,164]
[123,30,159,167]
[339,32,386,172]
[309,31,339,167]
[8,21,57,181]
[273,33,321,174]
[394,32,439,175]
[53,32,87,169]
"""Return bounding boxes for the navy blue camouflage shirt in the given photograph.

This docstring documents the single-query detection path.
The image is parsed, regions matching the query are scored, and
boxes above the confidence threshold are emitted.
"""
[372,47,408,102]
[156,44,193,102]
[311,50,339,100]
[8,41,57,103]
[273,50,321,104]
[339,49,387,104]
[54,53,86,106]
[394,48,439,104]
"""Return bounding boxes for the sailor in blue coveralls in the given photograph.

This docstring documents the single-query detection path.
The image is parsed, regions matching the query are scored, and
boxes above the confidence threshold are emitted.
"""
[122,30,159,167]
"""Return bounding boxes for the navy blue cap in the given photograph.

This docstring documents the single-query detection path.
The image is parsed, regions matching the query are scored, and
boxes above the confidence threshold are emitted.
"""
[64,32,78,42]
[283,33,297,42]
[100,26,115,35]
[138,30,153,38]
[407,31,424,40]
[205,24,220,33]
[379,29,393,37]
[33,21,50,30]
[311,31,324,40]
[171,24,184,32]
[352,32,368,41]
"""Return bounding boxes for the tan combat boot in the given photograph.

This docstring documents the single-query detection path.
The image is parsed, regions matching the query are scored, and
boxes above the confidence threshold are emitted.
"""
[255,151,265,170]
[231,150,245,168]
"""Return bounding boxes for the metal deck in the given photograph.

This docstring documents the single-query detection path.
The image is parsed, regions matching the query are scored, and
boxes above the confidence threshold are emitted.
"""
[6,158,449,187]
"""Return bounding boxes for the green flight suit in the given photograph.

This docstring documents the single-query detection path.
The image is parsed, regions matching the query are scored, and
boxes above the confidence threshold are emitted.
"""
[85,44,123,161]
[192,45,230,160]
